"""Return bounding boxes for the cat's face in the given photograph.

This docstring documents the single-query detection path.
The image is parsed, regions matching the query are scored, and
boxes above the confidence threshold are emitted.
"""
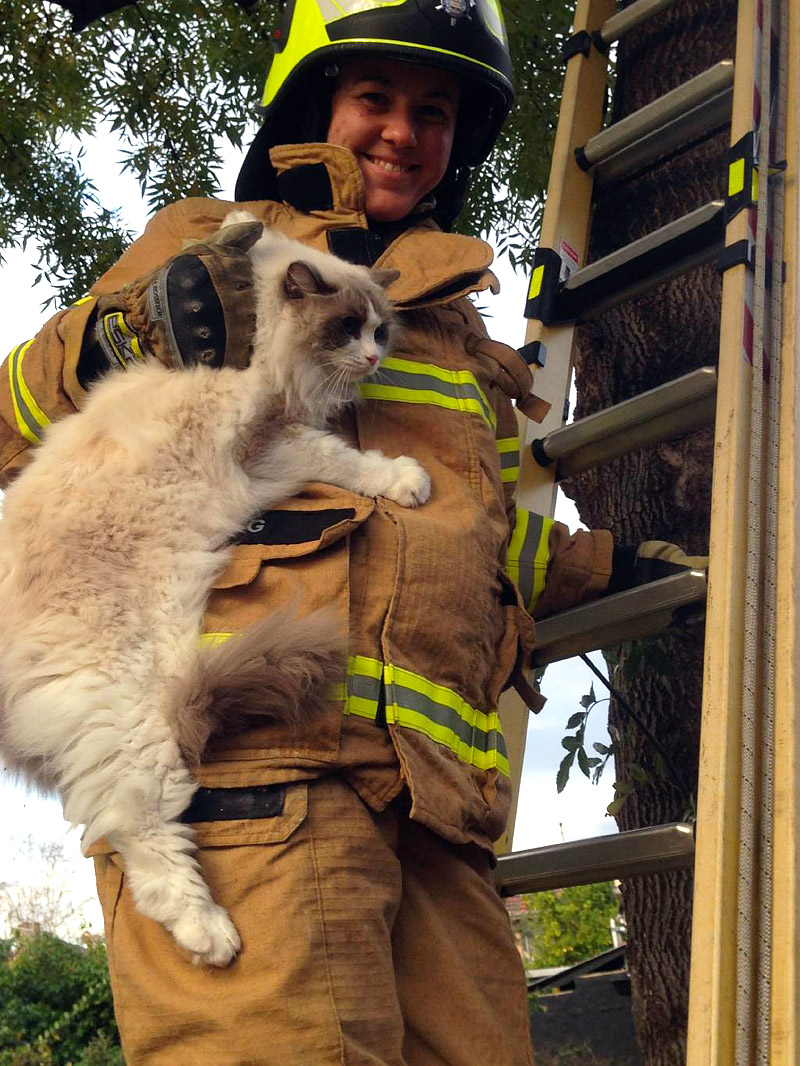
[282,260,398,395]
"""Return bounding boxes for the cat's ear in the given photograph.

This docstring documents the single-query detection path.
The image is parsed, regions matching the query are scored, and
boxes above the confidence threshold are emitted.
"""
[283,261,337,300]
[371,269,400,291]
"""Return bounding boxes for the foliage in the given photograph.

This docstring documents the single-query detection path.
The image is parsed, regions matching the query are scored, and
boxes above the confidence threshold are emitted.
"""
[510,881,619,969]
[555,638,696,821]
[0,929,120,1066]
[457,0,574,265]
[1,0,573,306]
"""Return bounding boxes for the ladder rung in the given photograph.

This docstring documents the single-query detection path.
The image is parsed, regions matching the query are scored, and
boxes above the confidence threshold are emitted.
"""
[594,84,733,191]
[532,569,707,666]
[596,0,679,49]
[552,201,725,323]
[495,823,695,894]
[532,367,718,479]
[580,61,734,179]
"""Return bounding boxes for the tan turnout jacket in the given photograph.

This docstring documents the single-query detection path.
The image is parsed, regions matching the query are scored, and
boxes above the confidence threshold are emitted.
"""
[0,144,612,852]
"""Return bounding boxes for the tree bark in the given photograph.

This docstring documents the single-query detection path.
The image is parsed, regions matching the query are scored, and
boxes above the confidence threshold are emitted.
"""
[564,3,738,1063]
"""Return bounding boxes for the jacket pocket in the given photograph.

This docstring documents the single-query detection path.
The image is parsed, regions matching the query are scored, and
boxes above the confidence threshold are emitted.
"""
[201,489,375,767]
[87,783,310,960]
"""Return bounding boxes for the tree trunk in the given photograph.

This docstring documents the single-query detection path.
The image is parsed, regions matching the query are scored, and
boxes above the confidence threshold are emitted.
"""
[564,3,738,1064]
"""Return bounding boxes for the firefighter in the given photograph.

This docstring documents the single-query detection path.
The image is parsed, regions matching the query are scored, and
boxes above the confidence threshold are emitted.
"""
[1,1,703,1062]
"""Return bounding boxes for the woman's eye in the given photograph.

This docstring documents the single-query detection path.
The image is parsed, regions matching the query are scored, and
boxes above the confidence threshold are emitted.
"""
[419,106,449,123]
[360,92,389,108]
[374,324,388,344]
[341,316,361,337]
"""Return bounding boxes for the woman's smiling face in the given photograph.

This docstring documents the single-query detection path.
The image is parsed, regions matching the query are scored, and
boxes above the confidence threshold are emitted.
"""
[327,59,460,223]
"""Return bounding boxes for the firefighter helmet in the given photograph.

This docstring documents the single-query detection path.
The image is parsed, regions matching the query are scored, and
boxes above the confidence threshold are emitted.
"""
[236,0,514,207]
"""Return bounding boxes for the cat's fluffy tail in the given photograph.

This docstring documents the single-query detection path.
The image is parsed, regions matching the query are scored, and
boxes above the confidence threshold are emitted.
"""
[169,609,345,765]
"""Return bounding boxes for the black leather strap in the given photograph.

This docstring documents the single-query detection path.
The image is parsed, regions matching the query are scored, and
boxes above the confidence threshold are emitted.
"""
[180,784,286,823]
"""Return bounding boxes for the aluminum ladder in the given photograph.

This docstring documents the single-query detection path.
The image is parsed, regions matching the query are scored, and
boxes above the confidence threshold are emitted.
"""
[494,1,799,1063]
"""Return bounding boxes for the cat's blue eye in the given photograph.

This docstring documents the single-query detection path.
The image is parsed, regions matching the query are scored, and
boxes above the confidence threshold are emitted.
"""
[341,316,361,337]
[374,324,388,344]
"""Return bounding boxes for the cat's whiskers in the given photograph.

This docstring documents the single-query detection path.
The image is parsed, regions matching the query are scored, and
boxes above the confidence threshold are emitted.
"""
[319,365,352,421]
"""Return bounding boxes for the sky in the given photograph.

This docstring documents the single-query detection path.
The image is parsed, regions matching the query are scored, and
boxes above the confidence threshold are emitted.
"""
[0,132,616,938]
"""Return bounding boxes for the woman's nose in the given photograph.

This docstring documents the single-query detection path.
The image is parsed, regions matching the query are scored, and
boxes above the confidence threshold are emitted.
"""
[381,106,418,149]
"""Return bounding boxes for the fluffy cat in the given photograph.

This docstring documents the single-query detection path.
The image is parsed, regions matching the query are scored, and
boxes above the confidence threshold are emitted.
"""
[0,218,430,965]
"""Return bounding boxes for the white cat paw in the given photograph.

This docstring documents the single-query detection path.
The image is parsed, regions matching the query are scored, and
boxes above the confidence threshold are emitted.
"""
[382,457,432,507]
[171,902,241,967]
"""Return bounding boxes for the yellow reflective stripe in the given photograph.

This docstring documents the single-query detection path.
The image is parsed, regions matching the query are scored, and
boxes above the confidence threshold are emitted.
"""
[497,434,520,485]
[7,340,50,445]
[328,38,506,80]
[199,632,233,645]
[528,265,544,301]
[728,157,745,197]
[361,383,492,425]
[388,704,509,774]
[505,507,528,589]
[343,654,383,720]
[70,295,95,308]
[349,654,383,678]
[384,662,509,776]
[506,510,554,614]
[532,516,555,608]
[387,664,502,735]
[345,656,508,773]
[360,356,496,430]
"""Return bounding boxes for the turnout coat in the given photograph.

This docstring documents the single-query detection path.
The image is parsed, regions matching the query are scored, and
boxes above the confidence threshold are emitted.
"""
[0,143,612,853]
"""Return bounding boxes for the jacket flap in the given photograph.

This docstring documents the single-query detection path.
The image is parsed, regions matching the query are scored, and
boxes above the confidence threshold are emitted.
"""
[374,229,499,309]
[211,488,375,589]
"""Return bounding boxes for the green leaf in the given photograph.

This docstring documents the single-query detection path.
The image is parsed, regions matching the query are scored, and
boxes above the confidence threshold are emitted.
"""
[630,762,649,784]
[593,742,611,755]
[607,794,630,817]
[566,711,586,728]
[556,750,575,793]
[561,736,579,752]
[612,780,634,796]
[577,747,590,778]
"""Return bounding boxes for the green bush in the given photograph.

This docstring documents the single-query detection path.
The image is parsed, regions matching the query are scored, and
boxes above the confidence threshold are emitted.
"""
[0,931,120,1066]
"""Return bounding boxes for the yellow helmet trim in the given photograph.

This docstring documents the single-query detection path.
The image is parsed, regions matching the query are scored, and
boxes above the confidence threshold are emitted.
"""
[262,0,510,109]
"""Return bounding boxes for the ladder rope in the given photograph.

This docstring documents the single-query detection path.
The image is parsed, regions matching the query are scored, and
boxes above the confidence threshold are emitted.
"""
[756,0,789,1059]
[736,0,772,1059]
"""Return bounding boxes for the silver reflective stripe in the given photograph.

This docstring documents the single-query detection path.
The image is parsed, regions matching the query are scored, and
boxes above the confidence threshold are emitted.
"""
[506,510,554,614]
[344,655,383,720]
[497,435,520,483]
[7,341,50,445]
[360,356,496,430]
[384,663,509,775]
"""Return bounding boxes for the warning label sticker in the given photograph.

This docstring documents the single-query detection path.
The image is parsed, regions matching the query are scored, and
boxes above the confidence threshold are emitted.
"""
[558,238,580,282]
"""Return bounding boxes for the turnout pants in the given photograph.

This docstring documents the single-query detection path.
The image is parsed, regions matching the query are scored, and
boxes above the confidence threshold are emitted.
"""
[92,775,534,1066]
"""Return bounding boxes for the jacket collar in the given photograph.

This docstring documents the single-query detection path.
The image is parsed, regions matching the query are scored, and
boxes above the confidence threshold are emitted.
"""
[269,142,499,310]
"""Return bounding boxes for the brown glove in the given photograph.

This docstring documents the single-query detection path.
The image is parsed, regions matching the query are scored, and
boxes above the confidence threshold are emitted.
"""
[91,219,263,374]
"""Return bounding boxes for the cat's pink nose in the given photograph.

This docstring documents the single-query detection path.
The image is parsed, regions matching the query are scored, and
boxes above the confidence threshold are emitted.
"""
[367,354,379,366]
